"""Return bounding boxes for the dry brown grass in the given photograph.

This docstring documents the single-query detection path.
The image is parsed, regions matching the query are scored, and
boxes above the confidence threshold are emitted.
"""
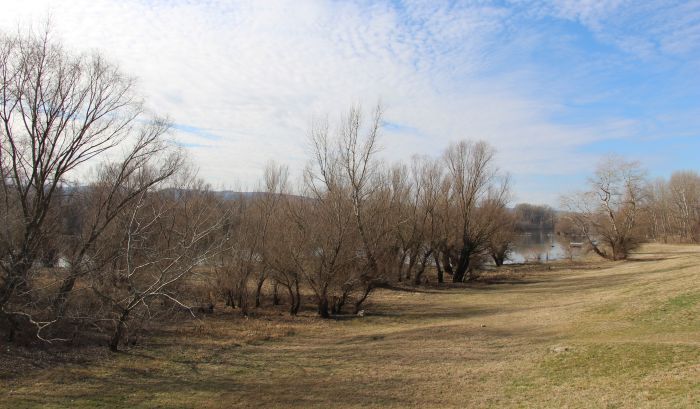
[1,243,699,408]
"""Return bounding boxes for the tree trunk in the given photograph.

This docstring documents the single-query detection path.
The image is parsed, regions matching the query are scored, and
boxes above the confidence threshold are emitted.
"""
[413,249,433,285]
[406,250,417,281]
[286,283,301,316]
[435,253,444,284]
[491,253,504,267]
[452,248,470,283]
[396,252,407,282]
[224,289,236,308]
[318,296,330,318]
[52,275,77,318]
[442,252,453,278]
[292,280,301,315]
[285,284,296,315]
[333,291,348,315]
[237,277,249,316]
[238,292,248,316]
[110,309,130,352]
[0,261,31,312]
[353,282,373,314]
[272,280,280,305]
[254,274,265,308]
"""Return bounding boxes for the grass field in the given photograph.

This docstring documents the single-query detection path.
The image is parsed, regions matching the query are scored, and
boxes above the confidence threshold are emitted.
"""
[1,243,699,408]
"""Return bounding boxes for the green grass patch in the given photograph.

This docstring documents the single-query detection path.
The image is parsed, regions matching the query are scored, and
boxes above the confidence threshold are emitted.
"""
[506,342,700,407]
[667,292,700,310]
[540,343,698,382]
[638,291,700,328]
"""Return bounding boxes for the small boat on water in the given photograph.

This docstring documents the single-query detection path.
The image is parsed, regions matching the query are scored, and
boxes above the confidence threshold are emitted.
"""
[569,242,584,247]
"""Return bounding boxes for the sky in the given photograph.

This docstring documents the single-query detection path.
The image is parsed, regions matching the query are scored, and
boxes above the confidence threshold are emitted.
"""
[1,0,699,205]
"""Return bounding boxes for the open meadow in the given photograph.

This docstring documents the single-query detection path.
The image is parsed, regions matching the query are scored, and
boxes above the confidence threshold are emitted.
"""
[1,243,698,408]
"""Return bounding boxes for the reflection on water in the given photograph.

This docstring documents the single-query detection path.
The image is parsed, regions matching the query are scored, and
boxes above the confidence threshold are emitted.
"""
[507,231,582,264]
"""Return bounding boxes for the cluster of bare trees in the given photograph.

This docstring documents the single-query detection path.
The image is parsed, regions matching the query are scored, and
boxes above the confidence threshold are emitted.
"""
[216,106,513,319]
[1,27,519,350]
[645,171,700,243]
[0,28,227,350]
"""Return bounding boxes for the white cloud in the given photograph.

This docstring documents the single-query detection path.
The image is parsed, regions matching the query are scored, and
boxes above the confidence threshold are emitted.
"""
[0,0,688,203]
[536,0,700,58]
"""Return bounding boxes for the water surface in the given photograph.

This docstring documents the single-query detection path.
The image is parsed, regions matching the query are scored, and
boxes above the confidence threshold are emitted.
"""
[507,231,582,264]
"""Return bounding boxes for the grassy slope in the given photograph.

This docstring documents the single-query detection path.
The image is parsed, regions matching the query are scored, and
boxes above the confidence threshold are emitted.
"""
[1,244,699,408]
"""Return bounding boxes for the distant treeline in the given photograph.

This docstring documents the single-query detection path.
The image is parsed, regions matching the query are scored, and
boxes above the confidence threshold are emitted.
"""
[512,203,556,232]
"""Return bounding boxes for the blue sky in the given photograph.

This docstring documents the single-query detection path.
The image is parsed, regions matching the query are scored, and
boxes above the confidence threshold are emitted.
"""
[1,0,699,205]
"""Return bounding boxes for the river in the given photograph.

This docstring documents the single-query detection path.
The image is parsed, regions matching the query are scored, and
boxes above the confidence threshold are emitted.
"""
[507,231,583,264]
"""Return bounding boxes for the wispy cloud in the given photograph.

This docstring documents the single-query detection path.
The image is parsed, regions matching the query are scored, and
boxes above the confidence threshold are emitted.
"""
[171,124,222,141]
[1,0,698,204]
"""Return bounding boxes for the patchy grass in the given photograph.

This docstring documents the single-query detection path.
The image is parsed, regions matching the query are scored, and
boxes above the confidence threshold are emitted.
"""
[1,243,700,408]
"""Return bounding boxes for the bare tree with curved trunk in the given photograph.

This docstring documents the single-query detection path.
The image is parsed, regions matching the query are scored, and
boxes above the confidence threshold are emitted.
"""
[561,156,647,261]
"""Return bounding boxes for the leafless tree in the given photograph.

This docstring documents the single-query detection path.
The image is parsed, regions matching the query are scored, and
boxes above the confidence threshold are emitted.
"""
[395,155,445,285]
[487,199,516,267]
[215,197,262,316]
[252,162,288,308]
[89,172,226,351]
[51,122,182,320]
[667,171,700,242]
[337,104,393,311]
[645,178,672,243]
[303,118,358,317]
[561,156,647,260]
[644,171,700,243]
[441,140,507,281]
[0,26,173,340]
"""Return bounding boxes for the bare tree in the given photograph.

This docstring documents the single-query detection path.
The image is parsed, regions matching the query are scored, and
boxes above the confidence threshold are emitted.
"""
[644,178,672,243]
[392,155,445,285]
[264,197,304,315]
[89,172,226,351]
[441,140,506,282]
[644,171,700,243]
[561,156,647,260]
[303,119,358,317]
[252,162,288,308]
[0,26,170,340]
[487,199,516,267]
[338,104,393,311]
[667,171,700,242]
[215,195,263,316]
[51,122,182,320]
